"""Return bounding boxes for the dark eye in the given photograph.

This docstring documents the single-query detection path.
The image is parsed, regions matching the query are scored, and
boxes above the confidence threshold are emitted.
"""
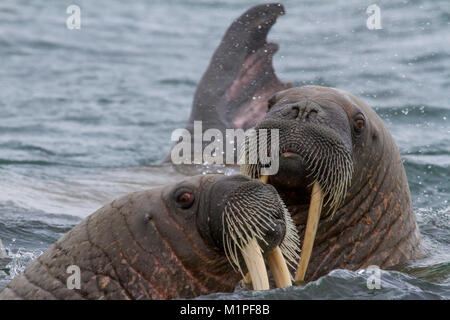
[353,114,365,133]
[176,191,195,209]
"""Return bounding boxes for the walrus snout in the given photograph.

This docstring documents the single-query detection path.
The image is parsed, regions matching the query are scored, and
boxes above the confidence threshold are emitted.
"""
[257,217,285,253]
[221,181,287,252]
[205,177,299,290]
[250,104,353,213]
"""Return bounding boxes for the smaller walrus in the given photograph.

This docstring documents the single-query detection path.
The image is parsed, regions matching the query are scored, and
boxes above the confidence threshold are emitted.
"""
[0,174,299,300]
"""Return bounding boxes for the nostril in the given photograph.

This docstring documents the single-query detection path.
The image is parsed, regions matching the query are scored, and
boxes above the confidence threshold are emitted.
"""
[307,109,318,120]
[290,106,300,119]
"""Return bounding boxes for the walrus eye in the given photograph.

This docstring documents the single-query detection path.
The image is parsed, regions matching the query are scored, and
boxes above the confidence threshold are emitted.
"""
[176,191,195,209]
[353,114,365,133]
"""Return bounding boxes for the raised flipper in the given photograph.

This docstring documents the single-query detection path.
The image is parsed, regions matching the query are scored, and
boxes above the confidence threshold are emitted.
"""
[166,3,290,167]
[187,3,291,133]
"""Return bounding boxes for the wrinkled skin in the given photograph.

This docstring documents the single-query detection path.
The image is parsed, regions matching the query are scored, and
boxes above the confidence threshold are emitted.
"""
[0,174,286,300]
[256,86,423,281]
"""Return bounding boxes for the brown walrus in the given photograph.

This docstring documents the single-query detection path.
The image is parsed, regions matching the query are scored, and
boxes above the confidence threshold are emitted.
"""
[241,86,423,282]
[0,174,299,299]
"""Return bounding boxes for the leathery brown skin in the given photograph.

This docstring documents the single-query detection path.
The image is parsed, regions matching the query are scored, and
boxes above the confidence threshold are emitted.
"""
[165,3,290,165]
[0,174,289,300]
[253,86,423,281]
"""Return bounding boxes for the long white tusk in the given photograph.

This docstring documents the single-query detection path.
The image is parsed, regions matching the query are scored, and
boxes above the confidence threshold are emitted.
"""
[242,238,270,291]
[295,181,324,283]
[266,246,292,288]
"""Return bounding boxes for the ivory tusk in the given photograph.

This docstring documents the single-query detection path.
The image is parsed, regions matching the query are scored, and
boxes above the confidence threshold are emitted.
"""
[242,238,270,291]
[243,272,252,286]
[295,181,324,283]
[266,246,292,288]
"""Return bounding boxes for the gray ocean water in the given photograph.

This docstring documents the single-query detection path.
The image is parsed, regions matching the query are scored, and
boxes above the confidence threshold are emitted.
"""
[0,0,449,299]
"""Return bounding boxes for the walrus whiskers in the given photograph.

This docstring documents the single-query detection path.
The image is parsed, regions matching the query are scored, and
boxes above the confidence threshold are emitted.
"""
[239,124,353,286]
[222,183,300,290]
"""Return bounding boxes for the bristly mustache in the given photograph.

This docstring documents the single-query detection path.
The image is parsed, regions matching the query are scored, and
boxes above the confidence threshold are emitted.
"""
[239,123,353,215]
[222,185,300,277]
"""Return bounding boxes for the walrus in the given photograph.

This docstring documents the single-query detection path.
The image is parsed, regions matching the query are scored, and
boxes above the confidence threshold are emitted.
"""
[240,86,423,282]
[0,174,299,299]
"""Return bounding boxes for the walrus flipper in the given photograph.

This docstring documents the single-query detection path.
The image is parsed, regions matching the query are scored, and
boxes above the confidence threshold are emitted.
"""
[188,3,291,133]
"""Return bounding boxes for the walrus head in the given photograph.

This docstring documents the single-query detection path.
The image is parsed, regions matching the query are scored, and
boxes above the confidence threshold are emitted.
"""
[0,174,299,300]
[240,86,422,282]
[241,86,356,216]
